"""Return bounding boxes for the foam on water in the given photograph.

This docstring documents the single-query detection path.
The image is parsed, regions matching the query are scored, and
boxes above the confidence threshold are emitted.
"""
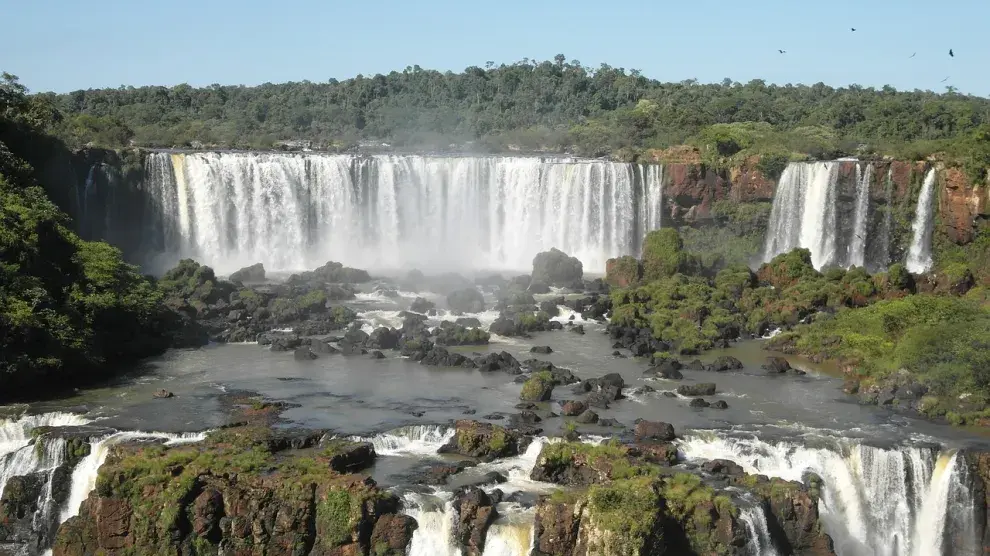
[354,425,454,457]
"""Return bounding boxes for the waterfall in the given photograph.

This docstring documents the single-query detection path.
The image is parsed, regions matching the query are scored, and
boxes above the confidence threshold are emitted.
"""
[678,433,979,556]
[875,167,894,269]
[141,152,664,274]
[58,430,208,523]
[762,162,841,269]
[739,502,781,556]
[906,169,937,273]
[0,413,90,500]
[848,163,873,268]
[353,425,454,456]
[405,492,463,556]
[481,513,536,556]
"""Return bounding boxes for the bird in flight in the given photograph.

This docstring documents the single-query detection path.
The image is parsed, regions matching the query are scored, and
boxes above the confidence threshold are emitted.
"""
[851,27,856,32]
[778,49,786,54]
[941,76,950,83]
[909,52,916,58]
[949,49,954,57]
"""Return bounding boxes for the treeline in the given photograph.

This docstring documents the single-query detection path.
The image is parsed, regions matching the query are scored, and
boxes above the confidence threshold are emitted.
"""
[0,72,184,399]
[26,56,990,169]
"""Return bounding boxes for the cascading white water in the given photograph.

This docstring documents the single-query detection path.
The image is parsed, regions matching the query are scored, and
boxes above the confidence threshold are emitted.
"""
[677,433,978,556]
[143,152,664,274]
[739,503,781,556]
[906,169,937,273]
[405,492,463,556]
[763,162,841,269]
[355,425,455,456]
[848,163,874,268]
[0,413,90,500]
[58,430,208,523]
[481,512,536,556]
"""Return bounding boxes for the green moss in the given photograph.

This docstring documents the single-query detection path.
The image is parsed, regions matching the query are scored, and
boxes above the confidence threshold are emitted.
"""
[317,488,354,547]
[488,428,508,453]
[520,370,555,401]
[642,229,690,281]
[587,476,662,553]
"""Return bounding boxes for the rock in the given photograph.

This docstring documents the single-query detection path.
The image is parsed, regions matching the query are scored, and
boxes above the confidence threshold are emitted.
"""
[339,341,363,356]
[690,398,711,408]
[433,322,490,346]
[598,418,622,428]
[634,420,676,442]
[367,327,400,349]
[370,350,386,359]
[709,355,744,372]
[229,263,266,283]
[326,442,377,473]
[570,324,585,335]
[447,288,486,313]
[701,459,745,476]
[532,248,584,289]
[371,514,418,555]
[286,260,371,285]
[439,420,522,460]
[421,346,477,368]
[310,341,338,354]
[474,351,522,374]
[763,356,792,373]
[488,316,519,337]
[539,300,560,316]
[585,392,611,409]
[453,487,498,555]
[597,373,625,390]
[455,317,482,328]
[711,400,729,409]
[292,347,318,360]
[677,383,716,396]
[530,345,553,354]
[520,373,555,402]
[685,359,705,371]
[409,297,436,313]
[153,389,173,399]
[533,498,583,556]
[647,360,684,380]
[605,256,642,287]
[575,410,599,424]
[560,400,587,417]
[528,281,551,294]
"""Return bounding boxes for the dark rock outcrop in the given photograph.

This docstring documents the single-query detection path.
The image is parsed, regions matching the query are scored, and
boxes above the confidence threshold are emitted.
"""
[439,420,522,461]
[677,383,717,397]
[447,288,486,313]
[228,263,266,283]
[532,248,584,289]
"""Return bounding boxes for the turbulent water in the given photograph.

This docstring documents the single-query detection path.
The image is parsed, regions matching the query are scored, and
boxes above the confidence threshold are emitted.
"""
[678,433,980,556]
[906,168,937,273]
[142,152,665,274]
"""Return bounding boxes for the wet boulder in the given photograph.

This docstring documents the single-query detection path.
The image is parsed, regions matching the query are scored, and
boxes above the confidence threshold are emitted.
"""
[763,356,792,374]
[420,346,477,368]
[367,327,401,350]
[440,420,522,460]
[711,400,729,409]
[229,263,266,283]
[409,296,435,314]
[453,487,498,555]
[528,281,551,294]
[532,248,584,289]
[153,389,174,399]
[447,288,486,313]
[520,372,555,402]
[293,348,318,360]
[708,355,744,372]
[677,383,717,397]
[474,351,522,374]
[530,346,553,355]
[433,322,490,346]
[455,317,482,328]
[689,398,711,408]
[538,300,560,316]
[371,514,419,555]
[575,410,599,424]
[560,400,587,417]
[634,420,676,442]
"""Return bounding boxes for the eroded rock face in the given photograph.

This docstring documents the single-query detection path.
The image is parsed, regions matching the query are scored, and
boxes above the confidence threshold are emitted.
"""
[439,420,522,461]
[939,167,989,245]
[453,487,498,555]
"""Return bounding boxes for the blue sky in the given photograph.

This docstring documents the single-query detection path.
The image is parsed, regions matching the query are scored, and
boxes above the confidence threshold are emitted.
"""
[2,0,986,96]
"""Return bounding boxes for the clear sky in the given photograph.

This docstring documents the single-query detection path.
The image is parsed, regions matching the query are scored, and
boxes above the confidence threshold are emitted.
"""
[2,0,986,96]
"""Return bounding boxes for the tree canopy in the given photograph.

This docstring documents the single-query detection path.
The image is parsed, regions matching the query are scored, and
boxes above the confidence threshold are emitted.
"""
[33,57,990,162]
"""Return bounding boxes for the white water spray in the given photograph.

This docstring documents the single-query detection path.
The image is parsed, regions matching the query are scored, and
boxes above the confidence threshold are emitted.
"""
[905,169,937,273]
[142,152,664,273]
[763,162,841,269]
[848,163,873,268]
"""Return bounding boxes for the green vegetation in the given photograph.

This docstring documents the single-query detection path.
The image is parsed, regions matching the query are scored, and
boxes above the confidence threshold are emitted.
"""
[680,201,773,269]
[641,229,694,280]
[770,294,990,423]
[1,75,177,399]
[14,60,985,165]
[520,370,555,401]
[587,476,663,554]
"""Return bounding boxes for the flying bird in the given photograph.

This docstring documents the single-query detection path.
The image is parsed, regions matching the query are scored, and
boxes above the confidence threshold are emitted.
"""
[949,49,954,57]
[941,76,950,83]
[778,49,786,54]
[909,52,916,58]
[851,27,856,32]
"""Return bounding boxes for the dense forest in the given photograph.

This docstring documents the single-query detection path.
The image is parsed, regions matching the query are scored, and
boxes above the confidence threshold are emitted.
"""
[23,56,990,175]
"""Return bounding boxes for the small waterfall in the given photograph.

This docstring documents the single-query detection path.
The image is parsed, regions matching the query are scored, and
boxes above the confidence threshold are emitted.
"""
[874,167,895,269]
[677,433,978,555]
[848,163,873,268]
[0,413,90,499]
[31,438,67,537]
[906,169,937,273]
[141,152,664,274]
[354,425,454,456]
[404,492,462,556]
[481,513,536,556]
[58,430,208,524]
[762,162,841,269]
[739,502,781,556]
